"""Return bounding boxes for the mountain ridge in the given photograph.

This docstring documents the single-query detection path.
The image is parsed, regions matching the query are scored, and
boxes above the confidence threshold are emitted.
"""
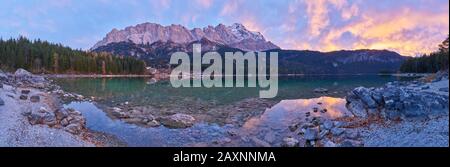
[92,22,280,51]
[92,40,407,74]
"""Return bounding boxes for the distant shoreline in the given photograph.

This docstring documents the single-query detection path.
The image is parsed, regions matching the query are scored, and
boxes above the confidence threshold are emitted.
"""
[42,73,431,78]
[45,74,155,78]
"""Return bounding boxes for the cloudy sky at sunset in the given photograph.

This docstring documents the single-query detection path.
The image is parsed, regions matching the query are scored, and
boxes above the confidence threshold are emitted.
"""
[0,0,448,56]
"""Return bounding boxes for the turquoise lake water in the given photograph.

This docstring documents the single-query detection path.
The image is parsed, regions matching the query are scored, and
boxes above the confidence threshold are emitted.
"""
[56,75,415,146]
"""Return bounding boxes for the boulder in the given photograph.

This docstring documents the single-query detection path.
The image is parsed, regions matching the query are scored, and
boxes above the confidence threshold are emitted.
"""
[352,87,378,108]
[14,69,32,78]
[159,113,195,128]
[27,107,56,126]
[13,68,46,84]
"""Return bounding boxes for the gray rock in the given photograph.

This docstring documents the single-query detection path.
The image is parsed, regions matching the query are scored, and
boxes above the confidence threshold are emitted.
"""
[331,127,345,136]
[0,71,7,81]
[352,87,378,108]
[55,109,69,120]
[21,90,30,95]
[319,129,329,139]
[323,120,334,130]
[65,123,83,135]
[159,113,195,128]
[0,98,4,106]
[314,88,328,93]
[345,129,359,139]
[345,97,368,118]
[281,137,299,147]
[14,69,32,78]
[288,123,299,132]
[19,95,28,100]
[421,86,430,90]
[60,118,70,127]
[304,127,319,140]
[30,95,40,103]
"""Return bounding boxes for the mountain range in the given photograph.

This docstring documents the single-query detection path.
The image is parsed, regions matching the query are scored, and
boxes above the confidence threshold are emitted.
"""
[92,22,279,51]
[92,23,407,74]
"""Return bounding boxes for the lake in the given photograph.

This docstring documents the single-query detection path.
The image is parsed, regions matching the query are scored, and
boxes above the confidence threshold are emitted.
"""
[56,75,414,146]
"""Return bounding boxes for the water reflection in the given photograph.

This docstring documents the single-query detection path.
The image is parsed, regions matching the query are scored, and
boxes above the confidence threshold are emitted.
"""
[66,97,352,146]
[238,97,352,145]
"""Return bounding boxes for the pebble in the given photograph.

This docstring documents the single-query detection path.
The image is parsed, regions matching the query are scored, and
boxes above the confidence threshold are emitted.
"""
[313,107,319,113]
[19,95,28,100]
[21,89,31,95]
[30,95,40,103]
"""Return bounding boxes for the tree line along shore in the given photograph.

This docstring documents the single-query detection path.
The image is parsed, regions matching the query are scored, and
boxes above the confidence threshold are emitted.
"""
[1,36,448,76]
[0,37,146,75]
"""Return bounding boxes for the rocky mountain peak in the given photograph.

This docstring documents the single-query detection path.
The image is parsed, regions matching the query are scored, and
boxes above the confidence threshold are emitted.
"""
[92,22,279,51]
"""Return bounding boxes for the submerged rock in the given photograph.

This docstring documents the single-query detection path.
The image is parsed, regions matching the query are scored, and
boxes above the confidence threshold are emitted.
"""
[314,88,328,93]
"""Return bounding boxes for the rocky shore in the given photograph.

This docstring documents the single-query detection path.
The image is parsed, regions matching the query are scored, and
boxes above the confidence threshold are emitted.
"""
[274,70,449,147]
[0,69,122,146]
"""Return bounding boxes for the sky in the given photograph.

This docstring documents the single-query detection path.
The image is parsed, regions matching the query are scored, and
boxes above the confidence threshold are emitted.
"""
[0,0,448,56]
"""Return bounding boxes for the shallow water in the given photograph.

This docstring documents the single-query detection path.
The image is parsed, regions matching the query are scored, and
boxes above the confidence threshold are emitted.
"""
[58,75,415,146]
[65,97,350,146]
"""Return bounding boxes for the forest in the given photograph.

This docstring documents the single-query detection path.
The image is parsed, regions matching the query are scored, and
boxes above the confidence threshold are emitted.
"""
[0,37,146,74]
[400,36,449,73]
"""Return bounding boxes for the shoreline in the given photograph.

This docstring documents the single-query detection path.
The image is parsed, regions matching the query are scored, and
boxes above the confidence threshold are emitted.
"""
[2,68,448,147]
[1,69,125,146]
[42,73,427,78]
[45,74,155,78]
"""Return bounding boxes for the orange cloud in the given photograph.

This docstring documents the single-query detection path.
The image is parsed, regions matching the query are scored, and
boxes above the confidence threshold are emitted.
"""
[320,7,449,56]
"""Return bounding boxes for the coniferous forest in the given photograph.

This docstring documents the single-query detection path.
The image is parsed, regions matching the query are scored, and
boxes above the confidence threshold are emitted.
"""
[400,36,449,73]
[0,37,146,74]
